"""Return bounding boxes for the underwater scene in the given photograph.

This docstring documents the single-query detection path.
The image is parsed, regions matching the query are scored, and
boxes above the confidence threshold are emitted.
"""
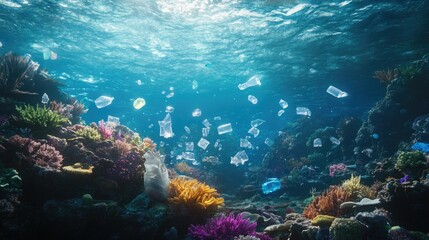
[1,0,429,239]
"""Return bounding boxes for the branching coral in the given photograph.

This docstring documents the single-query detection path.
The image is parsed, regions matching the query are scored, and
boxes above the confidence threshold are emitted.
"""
[106,151,145,182]
[62,162,94,175]
[75,126,102,142]
[303,186,350,219]
[373,68,398,84]
[9,135,63,171]
[169,177,224,213]
[188,213,271,240]
[15,104,69,134]
[395,151,426,174]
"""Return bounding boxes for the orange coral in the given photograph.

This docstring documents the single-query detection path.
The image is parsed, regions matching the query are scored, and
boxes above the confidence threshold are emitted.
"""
[303,186,350,219]
[169,177,224,213]
[373,68,398,84]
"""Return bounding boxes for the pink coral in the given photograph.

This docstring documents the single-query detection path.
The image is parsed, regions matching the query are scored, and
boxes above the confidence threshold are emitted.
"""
[9,135,63,171]
[98,119,113,139]
[329,163,347,177]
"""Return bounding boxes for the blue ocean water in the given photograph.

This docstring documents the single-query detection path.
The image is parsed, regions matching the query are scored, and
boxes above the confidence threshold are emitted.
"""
[2,0,428,177]
[0,0,427,165]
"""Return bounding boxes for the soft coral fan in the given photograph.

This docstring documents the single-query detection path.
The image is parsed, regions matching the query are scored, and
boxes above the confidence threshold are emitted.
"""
[188,213,271,240]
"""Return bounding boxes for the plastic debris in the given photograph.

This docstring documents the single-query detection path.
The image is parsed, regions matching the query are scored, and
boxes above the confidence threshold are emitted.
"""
[158,113,174,138]
[214,116,221,121]
[197,138,210,150]
[202,127,210,137]
[166,92,174,98]
[95,96,114,108]
[0,42,2,48]
[41,93,49,104]
[372,133,379,139]
[330,137,341,145]
[184,126,191,134]
[169,86,174,91]
[230,150,249,166]
[133,98,146,109]
[185,142,194,151]
[214,139,220,148]
[107,115,120,127]
[182,152,195,161]
[264,138,274,147]
[248,127,260,138]
[313,138,322,147]
[192,108,202,117]
[165,106,174,113]
[218,144,222,151]
[411,142,429,153]
[248,95,258,104]
[217,123,233,135]
[251,119,265,128]
[238,75,261,90]
[279,99,288,109]
[159,141,165,147]
[136,79,142,85]
[262,178,281,194]
[50,51,57,60]
[296,107,311,116]
[202,119,211,128]
[326,85,348,98]
[278,110,285,116]
[42,49,51,60]
[240,138,254,149]
[192,80,198,90]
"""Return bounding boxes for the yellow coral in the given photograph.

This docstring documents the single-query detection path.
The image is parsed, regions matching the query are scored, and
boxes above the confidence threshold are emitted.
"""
[62,163,94,175]
[311,215,336,227]
[169,177,224,213]
[341,174,362,199]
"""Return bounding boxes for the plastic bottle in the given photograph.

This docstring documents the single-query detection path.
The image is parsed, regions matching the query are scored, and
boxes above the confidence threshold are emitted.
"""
[262,178,281,194]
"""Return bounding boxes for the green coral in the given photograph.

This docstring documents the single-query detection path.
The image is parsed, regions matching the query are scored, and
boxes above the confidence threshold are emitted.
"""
[15,104,68,132]
[75,127,102,142]
[329,218,366,240]
[395,151,426,174]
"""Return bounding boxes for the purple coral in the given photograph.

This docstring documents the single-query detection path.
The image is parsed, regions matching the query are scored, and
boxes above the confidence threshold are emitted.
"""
[105,151,144,182]
[9,135,63,171]
[188,213,271,240]
[329,163,347,177]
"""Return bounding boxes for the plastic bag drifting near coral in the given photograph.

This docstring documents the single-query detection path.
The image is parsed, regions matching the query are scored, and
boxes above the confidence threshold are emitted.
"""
[143,150,169,201]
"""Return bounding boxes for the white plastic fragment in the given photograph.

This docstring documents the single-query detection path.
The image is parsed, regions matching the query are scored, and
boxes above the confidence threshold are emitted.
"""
[192,108,202,117]
[192,80,198,90]
[197,138,210,150]
[326,85,348,98]
[184,126,191,134]
[182,152,195,161]
[202,127,210,137]
[202,119,211,128]
[107,115,120,127]
[158,113,174,138]
[279,99,288,109]
[238,75,261,90]
[278,110,285,116]
[165,106,175,113]
[264,138,274,147]
[330,137,341,145]
[95,96,114,108]
[248,127,260,138]
[313,138,322,147]
[296,107,311,116]
[248,95,258,104]
[230,150,249,166]
[185,142,194,151]
[41,93,49,104]
[217,123,233,135]
[251,119,265,128]
[240,138,254,149]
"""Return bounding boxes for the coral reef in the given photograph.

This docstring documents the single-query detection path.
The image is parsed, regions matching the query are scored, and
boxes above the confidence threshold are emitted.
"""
[188,213,271,240]
[75,126,102,142]
[303,186,350,219]
[329,218,367,240]
[169,177,224,213]
[8,135,63,172]
[14,104,69,136]
[395,151,427,177]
